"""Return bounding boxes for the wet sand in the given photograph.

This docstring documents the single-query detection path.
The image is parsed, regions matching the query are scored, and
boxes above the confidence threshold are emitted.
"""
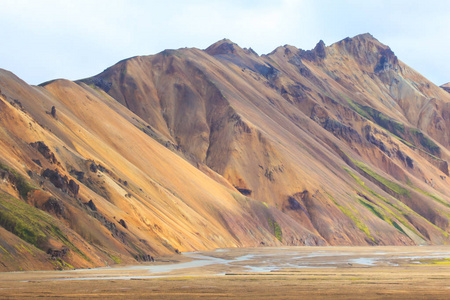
[1,246,450,299]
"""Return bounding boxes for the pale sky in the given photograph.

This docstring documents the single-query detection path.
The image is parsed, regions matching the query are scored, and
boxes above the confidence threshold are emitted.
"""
[0,0,449,86]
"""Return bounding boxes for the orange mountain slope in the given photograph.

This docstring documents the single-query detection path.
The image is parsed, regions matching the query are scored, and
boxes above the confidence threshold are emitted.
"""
[0,33,449,271]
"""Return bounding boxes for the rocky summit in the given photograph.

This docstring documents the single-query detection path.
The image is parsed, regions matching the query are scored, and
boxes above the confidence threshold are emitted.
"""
[0,33,449,271]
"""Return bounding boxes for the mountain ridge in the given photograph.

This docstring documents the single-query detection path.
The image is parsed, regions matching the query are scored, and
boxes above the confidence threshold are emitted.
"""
[0,33,449,271]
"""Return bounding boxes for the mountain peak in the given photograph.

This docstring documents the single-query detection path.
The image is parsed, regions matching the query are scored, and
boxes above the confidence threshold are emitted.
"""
[335,32,385,49]
[205,38,242,56]
[354,32,376,40]
[441,82,450,93]
[313,40,326,59]
[296,40,327,62]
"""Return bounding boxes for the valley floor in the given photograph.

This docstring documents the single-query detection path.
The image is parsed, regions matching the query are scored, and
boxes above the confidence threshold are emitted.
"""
[1,246,449,299]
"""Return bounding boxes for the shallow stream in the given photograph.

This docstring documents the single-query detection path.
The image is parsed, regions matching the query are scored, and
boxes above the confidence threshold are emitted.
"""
[49,246,450,281]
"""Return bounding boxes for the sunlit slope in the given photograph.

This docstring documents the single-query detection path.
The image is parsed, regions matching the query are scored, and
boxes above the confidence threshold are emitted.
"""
[82,33,450,247]
[0,69,321,271]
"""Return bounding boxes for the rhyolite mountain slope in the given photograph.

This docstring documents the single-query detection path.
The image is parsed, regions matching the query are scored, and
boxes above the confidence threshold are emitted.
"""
[441,83,450,94]
[1,33,449,271]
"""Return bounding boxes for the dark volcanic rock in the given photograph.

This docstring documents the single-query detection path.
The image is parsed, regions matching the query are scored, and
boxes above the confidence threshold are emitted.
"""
[70,169,85,180]
[43,197,66,217]
[42,168,79,197]
[86,210,127,243]
[374,48,398,73]
[89,162,106,173]
[42,169,66,189]
[236,188,252,196]
[300,40,327,61]
[68,179,79,196]
[119,219,128,229]
[406,156,414,169]
[438,160,449,176]
[32,159,42,167]
[83,77,113,93]
[47,248,69,259]
[366,133,390,156]
[255,63,280,80]
[287,192,310,218]
[90,163,98,173]
[314,40,326,59]
[323,119,362,144]
[86,199,97,211]
[135,254,154,262]
[30,141,57,164]
[51,106,56,118]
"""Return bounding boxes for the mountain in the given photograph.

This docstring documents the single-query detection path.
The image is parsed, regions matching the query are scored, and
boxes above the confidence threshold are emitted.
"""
[441,83,450,93]
[1,33,449,271]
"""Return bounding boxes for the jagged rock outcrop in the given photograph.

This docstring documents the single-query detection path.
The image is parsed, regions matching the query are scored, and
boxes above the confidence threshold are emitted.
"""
[42,197,66,217]
[42,169,79,197]
[30,141,57,164]
[47,248,68,260]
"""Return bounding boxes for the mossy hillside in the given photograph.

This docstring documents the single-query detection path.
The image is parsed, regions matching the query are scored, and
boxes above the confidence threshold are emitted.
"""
[357,197,408,237]
[232,191,284,243]
[268,218,282,242]
[341,148,410,199]
[343,153,410,198]
[358,198,385,221]
[403,182,450,236]
[345,167,398,210]
[391,134,415,148]
[15,243,34,255]
[0,162,37,200]
[343,99,441,159]
[0,244,13,260]
[413,187,450,209]
[327,193,374,241]
[344,168,422,238]
[409,128,440,156]
[343,96,405,138]
[345,97,370,119]
[110,254,122,264]
[387,128,441,162]
[358,105,405,136]
[0,191,88,261]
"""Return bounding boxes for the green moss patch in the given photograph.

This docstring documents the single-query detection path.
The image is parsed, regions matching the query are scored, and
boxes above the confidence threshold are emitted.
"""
[0,162,37,200]
[409,128,440,156]
[391,221,408,236]
[345,97,370,119]
[343,153,410,198]
[344,168,419,238]
[268,218,282,242]
[110,254,122,264]
[359,105,405,135]
[358,198,385,221]
[414,187,450,209]
[0,192,88,260]
[328,193,374,241]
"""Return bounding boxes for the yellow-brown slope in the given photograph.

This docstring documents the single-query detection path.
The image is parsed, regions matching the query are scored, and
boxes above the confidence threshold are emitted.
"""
[81,34,450,247]
[0,69,322,271]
